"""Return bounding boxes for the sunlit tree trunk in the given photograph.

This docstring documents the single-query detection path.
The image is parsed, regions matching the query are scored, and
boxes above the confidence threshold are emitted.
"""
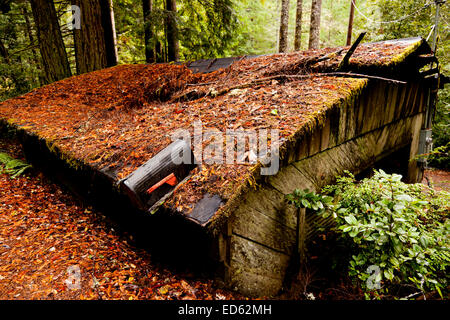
[100,0,118,66]
[29,0,72,83]
[165,0,179,62]
[308,0,322,49]
[278,0,290,52]
[294,0,303,51]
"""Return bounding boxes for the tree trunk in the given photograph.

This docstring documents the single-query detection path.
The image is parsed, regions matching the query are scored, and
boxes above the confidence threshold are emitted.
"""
[73,0,117,75]
[308,0,322,49]
[155,40,164,63]
[278,0,290,53]
[165,0,179,62]
[29,0,71,84]
[0,38,10,64]
[346,0,355,45]
[22,5,43,86]
[294,0,303,51]
[100,0,118,66]
[143,0,155,63]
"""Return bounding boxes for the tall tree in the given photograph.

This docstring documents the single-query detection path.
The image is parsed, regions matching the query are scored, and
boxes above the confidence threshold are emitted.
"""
[73,0,117,74]
[346,0,356,45]
[294,0,303,51]
[29,0,71,83]
[21,5,42,86]
[308,0,322,49]
[278,0,290,52]
[100,0,118,66]
[165,0,179,62]
[142,0,155,63]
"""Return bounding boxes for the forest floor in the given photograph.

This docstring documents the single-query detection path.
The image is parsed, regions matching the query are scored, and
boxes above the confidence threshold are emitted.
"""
[0,139,244,300]
[0,138,448,300]
[422,168,450,192]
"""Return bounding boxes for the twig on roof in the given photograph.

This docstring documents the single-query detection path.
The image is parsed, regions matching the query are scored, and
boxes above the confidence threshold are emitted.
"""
[173,71,406,102]
[185,81,218,87]
[320,72,407,84]
[315,48,346,63]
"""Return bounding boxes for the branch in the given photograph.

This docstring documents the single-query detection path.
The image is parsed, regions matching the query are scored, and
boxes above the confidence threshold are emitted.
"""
[175,72,406,101]
[338,32,366,71]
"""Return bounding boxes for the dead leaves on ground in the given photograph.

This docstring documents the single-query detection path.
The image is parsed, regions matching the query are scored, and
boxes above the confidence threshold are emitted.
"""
[0,168,241,300]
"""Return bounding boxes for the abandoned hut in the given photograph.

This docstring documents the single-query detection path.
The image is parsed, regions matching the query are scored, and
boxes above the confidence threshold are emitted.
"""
[0,37,444,297]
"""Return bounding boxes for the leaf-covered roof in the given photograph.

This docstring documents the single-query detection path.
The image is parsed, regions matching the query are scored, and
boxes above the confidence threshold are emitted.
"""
[0,37,430,227]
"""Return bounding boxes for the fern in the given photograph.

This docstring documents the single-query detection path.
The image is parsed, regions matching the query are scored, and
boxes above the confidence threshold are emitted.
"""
[0,152,31,178]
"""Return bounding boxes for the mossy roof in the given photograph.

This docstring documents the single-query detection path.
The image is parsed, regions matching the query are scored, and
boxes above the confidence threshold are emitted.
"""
[0,37,430,229]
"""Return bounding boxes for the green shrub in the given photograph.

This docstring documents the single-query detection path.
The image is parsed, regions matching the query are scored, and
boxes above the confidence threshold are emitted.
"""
[287,170,450,299]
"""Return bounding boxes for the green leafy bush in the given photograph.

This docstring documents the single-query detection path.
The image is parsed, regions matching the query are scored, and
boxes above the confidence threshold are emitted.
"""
[288,170,449,299]
[426,142,450,170]
[286,188,332,212]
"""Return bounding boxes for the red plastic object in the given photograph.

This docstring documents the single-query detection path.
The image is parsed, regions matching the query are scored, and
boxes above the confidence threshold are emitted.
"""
[146,173,178,194]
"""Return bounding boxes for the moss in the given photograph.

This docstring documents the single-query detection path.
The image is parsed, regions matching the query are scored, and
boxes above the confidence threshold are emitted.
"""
[207,78,369,235]
[387,38,424,67]
[0,117,88,173]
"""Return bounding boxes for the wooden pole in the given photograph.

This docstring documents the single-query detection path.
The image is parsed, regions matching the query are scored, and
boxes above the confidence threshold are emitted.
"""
[346,0,355,46]
[298,207,306,265]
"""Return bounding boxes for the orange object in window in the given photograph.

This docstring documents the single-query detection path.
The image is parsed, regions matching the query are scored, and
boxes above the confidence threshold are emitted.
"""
[146,173,178,194]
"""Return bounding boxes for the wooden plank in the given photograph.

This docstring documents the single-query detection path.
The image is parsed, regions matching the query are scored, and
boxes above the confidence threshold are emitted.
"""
[267,163,316,195]
[305,212,335,240]
[378,81,391,128]
[293,151,343,189]
[294,134,311,161]
[386,84,399,124]
[320,117,332,152]
[355,84,369,135]
[238,185,298,230]
[232,204,296,254]
[308,123,322,156]
[395,83,409,120]
[337,100,348,145]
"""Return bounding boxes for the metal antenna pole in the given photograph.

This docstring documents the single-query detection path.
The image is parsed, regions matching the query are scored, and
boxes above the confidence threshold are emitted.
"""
[419,1,445,172]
